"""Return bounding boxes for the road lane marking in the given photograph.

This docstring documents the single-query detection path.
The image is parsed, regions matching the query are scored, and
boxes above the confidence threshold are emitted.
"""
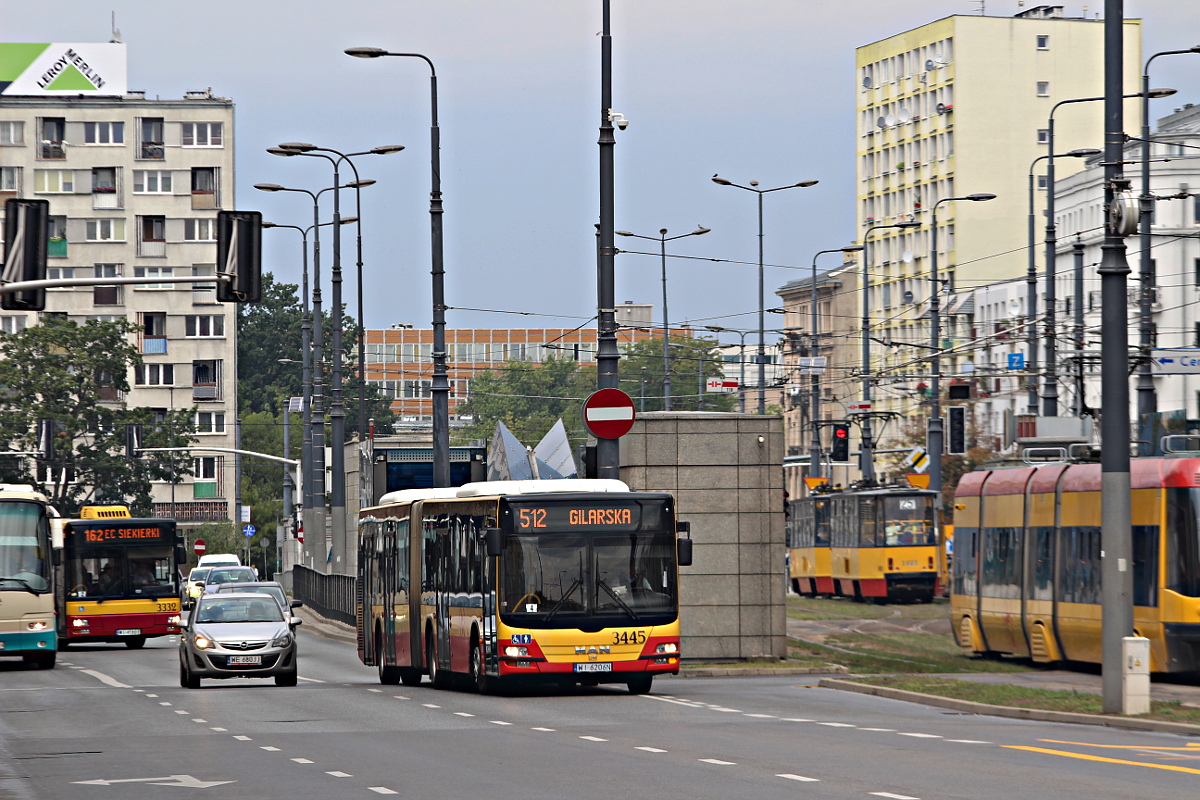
[298,676,325,683]
[1039,739,1200,751]
[782,718,815,722]
[146,694,158,698]
[368,688,382,693]
[326,771,352,778]
[1004,746,1200,776]
[173,710,189,715]
[210,727,227,732]
[454,712,475,717]
[393,695,409,700]
[422,703,441,708]
[817,722,855,727]
[490,721,513,726]
[192,719,206,723]
[636,747,667,753]
[291,758,313,764]
[860,728,896,732]
[261,746,281,752]
[710,707,742,713]
[369,788,398,795]
[897,733,941,739]
[777,774,819,782]
[80,669,130,688]
[233,735,252,741]
[871,793,919,799]
[580,736,607,742]
[699,759,736,765]
[947,739,990,744]
[743,713,776,718]
[531,727,555,732]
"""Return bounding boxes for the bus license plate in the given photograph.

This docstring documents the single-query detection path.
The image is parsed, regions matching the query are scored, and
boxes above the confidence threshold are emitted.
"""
[228,655,261,666]
[573,662,612,673]
[116,629,142,636]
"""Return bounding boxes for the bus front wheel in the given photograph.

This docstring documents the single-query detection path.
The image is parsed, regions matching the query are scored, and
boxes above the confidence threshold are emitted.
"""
[627,675,653,694]
[124,636,146,649]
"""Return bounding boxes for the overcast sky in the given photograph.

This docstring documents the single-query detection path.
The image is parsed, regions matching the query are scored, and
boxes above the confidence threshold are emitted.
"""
[4,1,1198,343]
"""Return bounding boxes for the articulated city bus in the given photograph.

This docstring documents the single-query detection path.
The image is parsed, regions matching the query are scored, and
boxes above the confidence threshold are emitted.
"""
[0,484,58,668]
[952,458,1200,672]
[358,479,692,694]
[58,506,186,649]
[790,483,941,603]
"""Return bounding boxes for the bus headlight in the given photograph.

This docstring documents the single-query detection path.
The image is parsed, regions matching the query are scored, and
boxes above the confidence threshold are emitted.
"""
[72,618,89,628]
[27,621,48,631]
[194,635,212,650]
[505,646,528,657]
[167,615,181,625]
[655,643,678,654]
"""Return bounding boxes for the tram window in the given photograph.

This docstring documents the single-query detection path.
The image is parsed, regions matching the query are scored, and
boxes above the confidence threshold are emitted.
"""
[859,499,878,547]
[1031,527,1053,601]
[1167,488,1200,597]
[1132,525,1158,607]
[953,527,977,596]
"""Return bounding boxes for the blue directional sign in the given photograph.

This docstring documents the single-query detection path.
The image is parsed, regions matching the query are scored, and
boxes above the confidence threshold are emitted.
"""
[1151,348,1200,375]
[242,523,256,538]
[1007,353,1025,370]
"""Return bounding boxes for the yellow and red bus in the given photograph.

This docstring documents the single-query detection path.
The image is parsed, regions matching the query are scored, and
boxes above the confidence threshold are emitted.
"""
[790,483,941,603]
[358,479,691,694]
[951,458,1200,672]
[57,506,185,649]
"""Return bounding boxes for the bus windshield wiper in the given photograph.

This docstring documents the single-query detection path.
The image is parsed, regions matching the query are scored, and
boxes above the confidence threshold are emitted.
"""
[0,576,44,594]
[544,577,582,623]
[597,578,639,620]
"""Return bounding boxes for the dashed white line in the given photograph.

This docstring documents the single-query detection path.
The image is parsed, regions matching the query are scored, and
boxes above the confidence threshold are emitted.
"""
[261,746,281,752]
[580,736,607,742]
[531,727,555,732]
[233,735,252,741]
[636,747,667,753]
[393,695,409,700]
[777,773,820,782]
[897,733,941,739]
[291,758,313,764]
[145,694,158,698]
[946,739,991,744]
[210,727,227,732]
[710,707,742,713]
[422,703,441,708]
[859,728,896,732]
[159,702,172,707]
[781,718,815,722]
[368,688,382,693]
[173,710,189,715]
[871,793,919,800]
[817,722,855,728]
[490,720,513,726]
[326,771,352,778]
[191,718,206,723]
[699,758,736,765]
[743,713,776,718]
[454,712,475,717]
[369,788,398,795]
[297,676,326,683]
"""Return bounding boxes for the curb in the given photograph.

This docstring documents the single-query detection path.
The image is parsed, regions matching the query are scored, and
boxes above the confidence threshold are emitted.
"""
[296,607,357,646]
[683,666,848,678]
[819,678,1200,736]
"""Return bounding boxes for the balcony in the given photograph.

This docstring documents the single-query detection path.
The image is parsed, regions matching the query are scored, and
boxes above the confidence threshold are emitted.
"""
[193,384,221,401]
[142,336,167,354]
[138,240,166,257]
[92,190,119,210]
[140,141,164,160]
[40,141,65,159]
[191,191,216,210]
[193,482,218,499]
[47,238,67,258]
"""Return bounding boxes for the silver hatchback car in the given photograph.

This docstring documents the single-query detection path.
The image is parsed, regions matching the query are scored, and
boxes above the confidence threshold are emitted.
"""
[180,592,301,688]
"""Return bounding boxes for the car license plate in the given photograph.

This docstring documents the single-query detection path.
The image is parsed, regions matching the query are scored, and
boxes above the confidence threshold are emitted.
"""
[227,655,261,666]
[573,662,612,673]
[116,629,142,636]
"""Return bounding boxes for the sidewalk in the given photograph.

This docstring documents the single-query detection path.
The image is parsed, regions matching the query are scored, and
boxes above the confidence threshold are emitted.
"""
[935,669,1200,707]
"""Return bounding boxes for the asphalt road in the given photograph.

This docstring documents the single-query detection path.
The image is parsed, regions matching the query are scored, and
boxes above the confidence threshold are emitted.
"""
[2,630,1198,800]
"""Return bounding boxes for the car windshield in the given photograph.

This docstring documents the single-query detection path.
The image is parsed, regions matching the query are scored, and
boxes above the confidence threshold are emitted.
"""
[194,596,284,624]
[207,568,254,585]
[217,584,286,610]
[188,568,210,582]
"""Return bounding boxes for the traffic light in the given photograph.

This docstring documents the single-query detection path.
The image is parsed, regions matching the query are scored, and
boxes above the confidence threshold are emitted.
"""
[2,198,50,311]
[125,424,143,459]
[948,406,967,455]
[216,210,263,303]
[830,422,850,462]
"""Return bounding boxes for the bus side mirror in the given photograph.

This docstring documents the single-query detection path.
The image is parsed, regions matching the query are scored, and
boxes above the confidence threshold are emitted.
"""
[50,517,64,549]
[176,545,188,565]
[676,521,693,567]
[485,527,505,558]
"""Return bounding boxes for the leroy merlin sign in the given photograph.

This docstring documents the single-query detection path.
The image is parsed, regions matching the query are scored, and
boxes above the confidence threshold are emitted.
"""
[0,43,126,96]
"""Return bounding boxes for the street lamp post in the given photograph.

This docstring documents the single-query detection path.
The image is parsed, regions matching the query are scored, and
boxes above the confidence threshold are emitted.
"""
[712,176,818,414]
[809,246,865,478]
[1139,48,1199,423]
[615,226,709,410]
[345,47,451,487]
[928,195,995,494]
[1026,149,1101,414]
[860,222,920,483]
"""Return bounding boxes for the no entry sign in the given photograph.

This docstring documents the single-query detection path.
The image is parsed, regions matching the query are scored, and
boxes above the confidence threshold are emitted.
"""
[193,539,206,556]
[582,388,636,439]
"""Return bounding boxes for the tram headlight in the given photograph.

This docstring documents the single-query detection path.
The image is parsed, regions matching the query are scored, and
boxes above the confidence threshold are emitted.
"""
[655,642,678,654]
[72,618,89,628]
[193,635,212,650]
[505,646,528,657]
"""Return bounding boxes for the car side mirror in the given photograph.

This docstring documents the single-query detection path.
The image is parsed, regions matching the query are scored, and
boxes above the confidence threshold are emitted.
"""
[291,600,303,608]
[484,527,505,558]
[289,618,303,627]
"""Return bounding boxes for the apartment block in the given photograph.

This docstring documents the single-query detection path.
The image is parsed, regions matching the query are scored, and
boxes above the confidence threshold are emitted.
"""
[0,43,237,526]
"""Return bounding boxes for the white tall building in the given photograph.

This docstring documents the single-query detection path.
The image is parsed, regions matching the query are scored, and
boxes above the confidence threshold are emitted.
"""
[0,43,238,527]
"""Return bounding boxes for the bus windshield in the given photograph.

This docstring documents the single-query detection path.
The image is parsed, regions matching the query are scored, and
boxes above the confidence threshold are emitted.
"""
[66,545,177,600]
[0,502,50,593]
[500,530,677,628]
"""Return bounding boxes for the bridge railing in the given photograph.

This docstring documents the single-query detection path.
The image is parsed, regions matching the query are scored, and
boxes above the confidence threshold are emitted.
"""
[292,565,356,626]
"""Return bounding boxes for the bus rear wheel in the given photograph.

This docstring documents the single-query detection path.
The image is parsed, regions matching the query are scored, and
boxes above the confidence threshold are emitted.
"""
[470,641,495,694]
[427,635,448,689]
[627,675,653,694]
[376,630,401,685]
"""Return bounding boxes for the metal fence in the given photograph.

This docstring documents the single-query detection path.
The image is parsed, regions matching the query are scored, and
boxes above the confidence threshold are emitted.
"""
[293,565,356,626]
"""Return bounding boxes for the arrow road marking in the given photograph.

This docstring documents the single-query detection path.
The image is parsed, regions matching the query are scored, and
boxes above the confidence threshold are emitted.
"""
[73,775,235,789]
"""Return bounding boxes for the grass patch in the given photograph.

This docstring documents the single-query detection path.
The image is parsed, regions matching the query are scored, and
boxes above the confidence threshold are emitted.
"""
[846,676,1200,724]
[787,633,1033,674]
[786,595,950,621]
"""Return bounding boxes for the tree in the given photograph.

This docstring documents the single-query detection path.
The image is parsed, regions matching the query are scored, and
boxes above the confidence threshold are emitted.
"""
[0,316,196,515]
[455,357,594,446]
[618,333,734,412]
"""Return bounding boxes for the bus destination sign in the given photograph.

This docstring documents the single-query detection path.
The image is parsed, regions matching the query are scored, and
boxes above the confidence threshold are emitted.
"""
[512,501,664,532]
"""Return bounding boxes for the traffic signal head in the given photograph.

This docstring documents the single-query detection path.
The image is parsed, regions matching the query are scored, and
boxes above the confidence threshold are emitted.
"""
[2,199,50,311]
[216,210,263,302]
[830,422,850,462]
[948,406,967,455]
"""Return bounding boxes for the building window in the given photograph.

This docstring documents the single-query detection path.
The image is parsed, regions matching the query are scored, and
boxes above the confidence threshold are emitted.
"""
[1037,129,1049,144]
[195,411,225,434]
[135,363,174,386]
[1037,175,1048,190]
[184,218,215,241]
[194,456,218,481]
[134,266,174,288]
[92,167,117,193]
[47,267,75,280]
[192,360,222,401]
[39,118,65,159]
[133,170,172,193]
[85,218,126,242]
[1037,35,1050,50]
[0,316,27,335]
[34,169,74,193]
[0,121,24,145]
[83,122,124,144]
[185,315,224,337]
[1037,81,1050,97]
[1194,258,1200,286]
[140,118,164,159]
[0,166,18,193]
[1194,195,1200,225]
[138,216,166,256]
[93,264,123,306]
[48,216,67,257]
[191,168,217,209]
[182,122,223,147]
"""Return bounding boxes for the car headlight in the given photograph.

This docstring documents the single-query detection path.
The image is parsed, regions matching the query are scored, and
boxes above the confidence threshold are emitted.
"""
[655,642,678,654]
[271,633,292,648]
[504,646,528,657]
[193,635,212,650]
